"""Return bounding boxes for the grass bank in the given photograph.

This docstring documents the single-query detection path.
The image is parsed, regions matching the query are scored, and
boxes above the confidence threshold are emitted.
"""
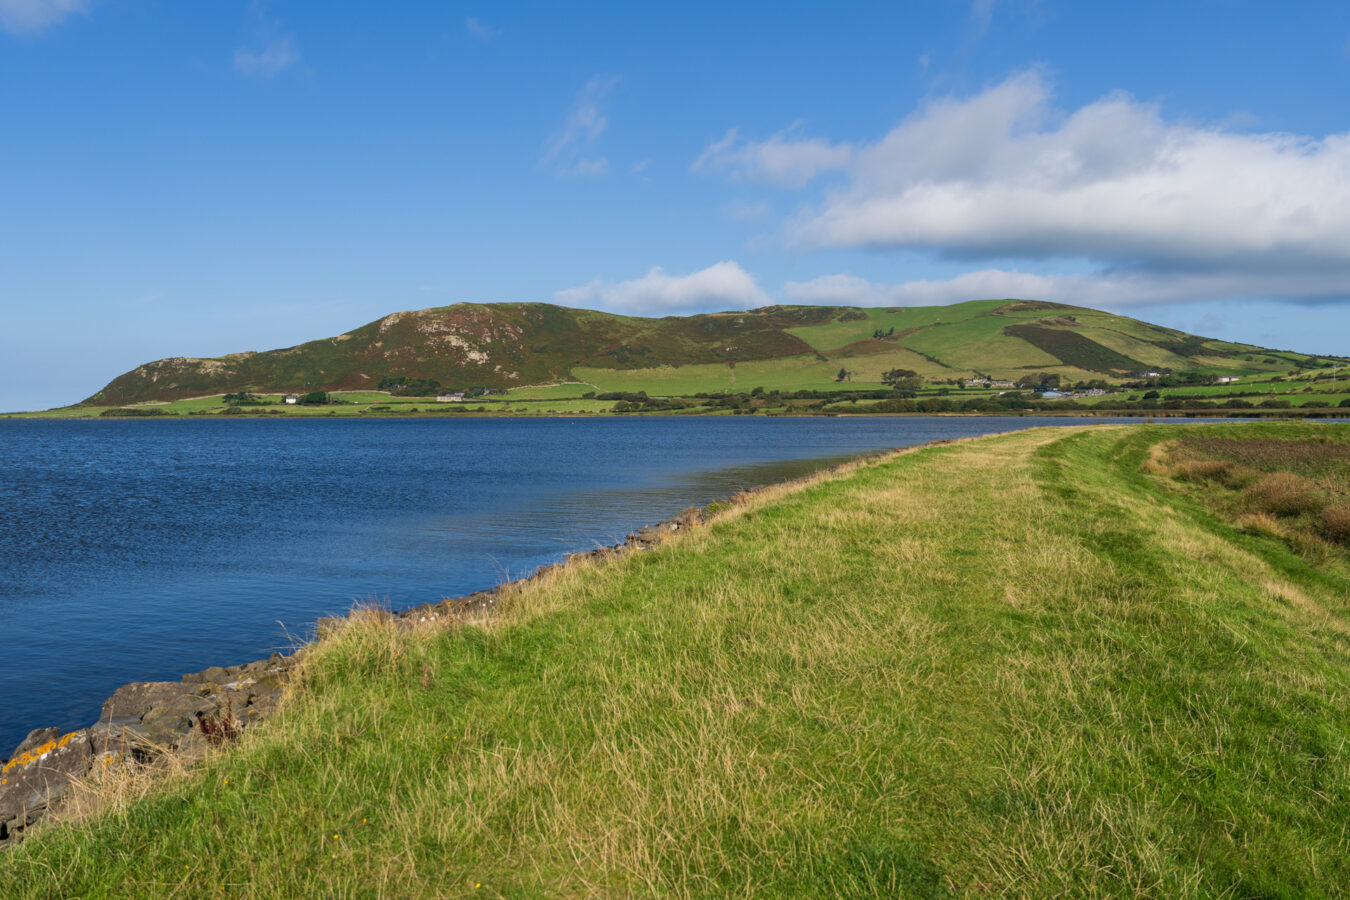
[3,423,1349,897]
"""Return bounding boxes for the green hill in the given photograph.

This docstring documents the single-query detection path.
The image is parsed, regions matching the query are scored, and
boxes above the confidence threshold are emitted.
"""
[84,300,1332,405]
[3,422,1348,896]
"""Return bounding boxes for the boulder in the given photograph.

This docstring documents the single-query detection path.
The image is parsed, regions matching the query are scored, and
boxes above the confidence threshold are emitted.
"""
[629,526,664,546]
[131,706,197,745]
[0,730,94,844]
[181,665,232,685]
[101,681,198,721]
[8,727,61,760]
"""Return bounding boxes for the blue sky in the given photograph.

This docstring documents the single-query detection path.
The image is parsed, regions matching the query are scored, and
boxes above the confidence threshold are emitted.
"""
[3,1,1350,409]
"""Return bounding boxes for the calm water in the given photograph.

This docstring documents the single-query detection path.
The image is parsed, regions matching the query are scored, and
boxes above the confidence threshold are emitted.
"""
[1,415,1139,752]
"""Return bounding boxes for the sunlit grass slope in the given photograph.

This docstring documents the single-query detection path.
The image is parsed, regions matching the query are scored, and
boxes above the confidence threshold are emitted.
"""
[3,423,1349,897]
[79,299,1337,408]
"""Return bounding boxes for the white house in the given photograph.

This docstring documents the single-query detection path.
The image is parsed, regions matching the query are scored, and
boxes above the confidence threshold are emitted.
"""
[284,394,299,405]
[436,392,467,402]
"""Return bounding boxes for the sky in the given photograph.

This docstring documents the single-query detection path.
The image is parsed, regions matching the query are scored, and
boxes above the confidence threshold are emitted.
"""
[3,1,1350,410]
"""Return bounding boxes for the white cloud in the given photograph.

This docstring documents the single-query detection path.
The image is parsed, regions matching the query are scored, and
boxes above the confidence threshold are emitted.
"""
[0,0,89,34]
[782,268,1350,310]
[542,75,619,176]
[556,261,771,315]
[234,4,299,78]
[465,17,498,40]
[784,70,1350,280]
[692,124,852,188]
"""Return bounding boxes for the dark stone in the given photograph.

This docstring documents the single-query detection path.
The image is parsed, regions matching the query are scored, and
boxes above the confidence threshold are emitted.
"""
[0,729,94,844]
[101,681,198,721]
[630,526,663,545]
[130,707,195,744]
[181,665,231,685]
[8,727,61,761]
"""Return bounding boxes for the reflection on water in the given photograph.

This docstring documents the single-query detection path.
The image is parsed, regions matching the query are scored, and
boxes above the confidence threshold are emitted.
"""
[412,451,870,580]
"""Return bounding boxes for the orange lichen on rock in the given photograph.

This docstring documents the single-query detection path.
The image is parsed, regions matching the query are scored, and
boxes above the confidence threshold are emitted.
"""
[1,732,78,774]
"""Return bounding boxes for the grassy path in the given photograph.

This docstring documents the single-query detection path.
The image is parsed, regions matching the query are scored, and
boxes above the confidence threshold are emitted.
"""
[3,424,1348,897]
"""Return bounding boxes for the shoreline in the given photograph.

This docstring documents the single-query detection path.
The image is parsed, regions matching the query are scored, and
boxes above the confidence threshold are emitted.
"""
[7,408,1350,421]
[5,421,1349,893]
[0,442,904,848]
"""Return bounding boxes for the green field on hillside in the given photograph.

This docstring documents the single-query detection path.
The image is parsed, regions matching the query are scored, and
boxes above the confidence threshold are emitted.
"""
[501,382,597,400]
[783,300,1009,353]
[69,299,1339,409]
[4,422,1348,897]
[573,357,859,394]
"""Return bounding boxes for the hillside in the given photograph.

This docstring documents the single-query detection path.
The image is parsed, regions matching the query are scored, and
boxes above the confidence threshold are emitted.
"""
[3,422,1348,896]
[83,300,1331,405]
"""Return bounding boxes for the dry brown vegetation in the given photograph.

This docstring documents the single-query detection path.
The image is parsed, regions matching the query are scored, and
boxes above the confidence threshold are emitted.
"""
[1154,424,1350,558]
[1322,503,1350,544]
[1244,471,1326,517]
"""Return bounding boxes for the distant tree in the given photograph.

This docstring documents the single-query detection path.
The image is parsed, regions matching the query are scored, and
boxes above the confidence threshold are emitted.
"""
[881,369,922,395]
[881,368,918,386]
[836,368,848,383]
[299,391,329,405]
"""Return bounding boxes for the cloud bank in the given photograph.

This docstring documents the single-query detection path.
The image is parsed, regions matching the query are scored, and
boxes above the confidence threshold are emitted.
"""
[696,70,1350,307]
[555,261,770,315]
[783,268,1350,310]
[0,0,88,34]
[794,70,1350,274]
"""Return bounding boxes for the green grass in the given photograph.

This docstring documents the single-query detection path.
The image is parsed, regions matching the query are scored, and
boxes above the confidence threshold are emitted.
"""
[900,313,1062,373]
[4,423,1349,896]
[573,356,864,395]
[501,382,598,400]
[75,300,1338,407]
[784,300,1009,353]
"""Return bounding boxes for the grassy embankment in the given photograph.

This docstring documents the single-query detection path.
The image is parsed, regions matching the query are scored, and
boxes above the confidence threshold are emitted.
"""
[3,421,1348,896]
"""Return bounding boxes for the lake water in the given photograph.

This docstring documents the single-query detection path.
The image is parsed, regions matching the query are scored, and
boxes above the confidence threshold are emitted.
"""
[1,415,1144,753]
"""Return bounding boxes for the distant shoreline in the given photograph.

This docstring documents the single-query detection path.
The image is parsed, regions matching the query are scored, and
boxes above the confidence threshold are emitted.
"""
[6,408,1350,421]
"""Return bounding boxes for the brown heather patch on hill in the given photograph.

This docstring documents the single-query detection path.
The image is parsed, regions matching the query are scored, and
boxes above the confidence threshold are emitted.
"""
[81,299,1335,406]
